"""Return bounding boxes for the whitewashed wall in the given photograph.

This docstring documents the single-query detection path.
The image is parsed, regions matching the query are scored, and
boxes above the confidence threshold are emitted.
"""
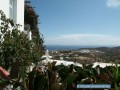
[0,0,9,17]
[0,0,32,40]
[0,0,24,31]
[16,0,24,31]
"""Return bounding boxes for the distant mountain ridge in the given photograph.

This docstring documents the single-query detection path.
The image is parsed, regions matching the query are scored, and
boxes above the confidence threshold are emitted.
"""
[78,46,120,53]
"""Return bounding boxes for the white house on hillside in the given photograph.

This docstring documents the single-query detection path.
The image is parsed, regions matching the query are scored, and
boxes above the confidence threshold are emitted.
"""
[0,0,25,31]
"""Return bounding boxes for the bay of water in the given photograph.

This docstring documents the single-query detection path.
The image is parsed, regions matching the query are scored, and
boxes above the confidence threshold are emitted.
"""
[46,45,102,50]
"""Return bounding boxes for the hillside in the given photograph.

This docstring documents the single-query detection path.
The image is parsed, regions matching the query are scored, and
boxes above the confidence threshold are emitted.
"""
[49,46,120,64]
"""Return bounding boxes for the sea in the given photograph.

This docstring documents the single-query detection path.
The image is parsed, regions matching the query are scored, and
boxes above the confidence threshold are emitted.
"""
[45,45,107,51]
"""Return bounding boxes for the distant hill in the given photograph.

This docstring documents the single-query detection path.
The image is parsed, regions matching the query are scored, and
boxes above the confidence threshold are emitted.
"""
[78,46,120,52]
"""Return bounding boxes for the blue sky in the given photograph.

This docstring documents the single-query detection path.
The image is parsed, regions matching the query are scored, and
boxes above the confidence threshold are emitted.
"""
[31,0,120,46]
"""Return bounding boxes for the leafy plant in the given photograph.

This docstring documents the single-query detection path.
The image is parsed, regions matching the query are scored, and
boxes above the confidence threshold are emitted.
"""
[0,10,45,89]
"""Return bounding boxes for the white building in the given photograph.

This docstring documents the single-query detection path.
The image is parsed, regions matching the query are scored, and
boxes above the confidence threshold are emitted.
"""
[0,0,25,31]
[0,0,32,40]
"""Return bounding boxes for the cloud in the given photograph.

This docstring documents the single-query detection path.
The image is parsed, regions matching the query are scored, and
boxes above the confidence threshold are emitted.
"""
[45,34,120,46]
[106,0,120,7]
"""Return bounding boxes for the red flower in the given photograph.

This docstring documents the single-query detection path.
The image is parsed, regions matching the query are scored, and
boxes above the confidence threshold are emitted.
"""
[0,66,10,79]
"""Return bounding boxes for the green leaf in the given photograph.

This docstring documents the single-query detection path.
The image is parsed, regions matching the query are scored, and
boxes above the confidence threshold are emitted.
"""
[115,82,120,90]
[115,63,119,80]
[34,75,48,90]
[51,83,62,90]
[63,74,78,85]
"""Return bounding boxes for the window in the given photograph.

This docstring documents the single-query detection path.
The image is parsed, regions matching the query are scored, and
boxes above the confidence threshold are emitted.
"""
[9,0,17,23]
[10,0,13,5]
[9,0,14,20]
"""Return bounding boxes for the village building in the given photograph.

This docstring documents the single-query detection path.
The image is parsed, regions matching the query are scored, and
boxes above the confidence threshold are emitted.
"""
[0,0,33,40]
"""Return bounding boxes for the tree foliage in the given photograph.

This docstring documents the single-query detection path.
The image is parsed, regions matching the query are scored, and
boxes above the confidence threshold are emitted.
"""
[0,10,44,72]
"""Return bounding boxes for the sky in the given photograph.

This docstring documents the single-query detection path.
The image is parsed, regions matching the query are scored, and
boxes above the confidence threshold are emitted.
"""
[31,0,120,46]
